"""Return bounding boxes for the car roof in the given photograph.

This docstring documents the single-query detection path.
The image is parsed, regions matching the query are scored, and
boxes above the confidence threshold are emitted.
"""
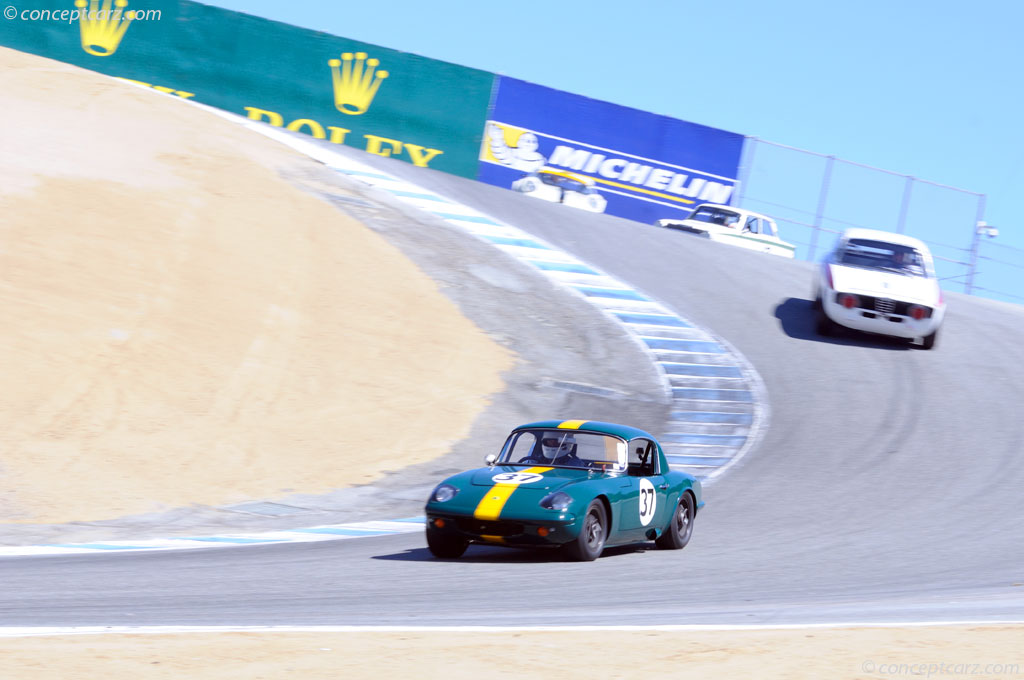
[840,228,930,251]
[513,420,655,441]
[691,203,776,222]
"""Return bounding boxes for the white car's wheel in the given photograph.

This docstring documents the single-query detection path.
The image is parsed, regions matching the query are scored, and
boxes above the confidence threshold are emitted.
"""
[815,299,837,336]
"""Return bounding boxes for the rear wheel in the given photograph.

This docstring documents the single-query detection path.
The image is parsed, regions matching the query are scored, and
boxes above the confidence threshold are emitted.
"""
[920,329,938,350]
[565,500,607,561]
[815,302,837,337]
[426,528,468,559]
[656,492,695,550]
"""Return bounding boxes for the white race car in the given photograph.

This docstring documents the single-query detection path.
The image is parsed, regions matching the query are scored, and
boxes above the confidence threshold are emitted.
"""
[813,228,945,349]
[655,204,796,258]
[511,167,607,213]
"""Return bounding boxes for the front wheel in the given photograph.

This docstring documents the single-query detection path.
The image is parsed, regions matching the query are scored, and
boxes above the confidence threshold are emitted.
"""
[656,492,695,550]
[564,500,607,561]
[426,528,468,559]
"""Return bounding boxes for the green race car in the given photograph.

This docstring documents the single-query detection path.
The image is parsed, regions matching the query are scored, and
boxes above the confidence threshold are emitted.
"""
[424,420,704,561]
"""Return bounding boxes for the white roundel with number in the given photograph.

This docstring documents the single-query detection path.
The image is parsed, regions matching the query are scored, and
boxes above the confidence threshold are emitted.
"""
[492,472,544,485]
[638,478,657,526]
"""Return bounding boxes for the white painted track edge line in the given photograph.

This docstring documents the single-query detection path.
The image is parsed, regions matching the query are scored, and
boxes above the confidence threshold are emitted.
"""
[1,621,1021,637]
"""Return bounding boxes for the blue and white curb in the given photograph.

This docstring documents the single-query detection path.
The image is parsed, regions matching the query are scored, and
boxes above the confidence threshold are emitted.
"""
[229,122,767,483]
[0,517,425,557]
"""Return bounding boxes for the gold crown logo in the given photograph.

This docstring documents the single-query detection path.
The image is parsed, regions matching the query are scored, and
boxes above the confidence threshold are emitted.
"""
[328,52,388,115]
[75,0,134,57]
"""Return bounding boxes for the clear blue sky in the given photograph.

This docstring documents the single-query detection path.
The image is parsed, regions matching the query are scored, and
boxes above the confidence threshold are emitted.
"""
[201,0,1023,304]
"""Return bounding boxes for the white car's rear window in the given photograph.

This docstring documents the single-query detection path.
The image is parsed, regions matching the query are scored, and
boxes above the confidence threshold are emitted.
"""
[840,239,927,276]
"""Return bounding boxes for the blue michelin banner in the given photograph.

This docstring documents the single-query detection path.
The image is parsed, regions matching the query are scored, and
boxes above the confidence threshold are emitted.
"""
[478,77,745,224]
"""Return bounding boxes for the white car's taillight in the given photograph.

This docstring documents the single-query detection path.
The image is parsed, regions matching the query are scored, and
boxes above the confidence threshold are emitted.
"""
[838,293,858,309]
[908,305,929,320]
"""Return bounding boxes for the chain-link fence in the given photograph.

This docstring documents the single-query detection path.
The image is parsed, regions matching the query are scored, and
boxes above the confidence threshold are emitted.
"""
[733,138,1022,303]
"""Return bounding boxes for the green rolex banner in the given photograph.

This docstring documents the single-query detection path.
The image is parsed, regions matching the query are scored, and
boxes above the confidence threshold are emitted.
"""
[1,0,495,177]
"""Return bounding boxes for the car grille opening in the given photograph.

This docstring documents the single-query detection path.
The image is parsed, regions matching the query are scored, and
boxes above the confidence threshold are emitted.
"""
[874,298,896,315]
[455,518,524,537]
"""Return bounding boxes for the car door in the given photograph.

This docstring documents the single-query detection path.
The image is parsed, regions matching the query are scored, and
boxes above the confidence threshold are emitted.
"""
[757,219,789,256]
[618,439,671,540]
[734,216,763,252]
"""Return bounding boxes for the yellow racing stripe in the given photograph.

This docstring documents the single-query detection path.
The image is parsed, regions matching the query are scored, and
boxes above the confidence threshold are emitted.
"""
[558,420,588,429]
[473,466,552,521]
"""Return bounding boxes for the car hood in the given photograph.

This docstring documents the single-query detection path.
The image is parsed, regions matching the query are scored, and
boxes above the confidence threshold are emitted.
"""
[831,264,939,303]
[678,219,711,231]
[469,466,596,491]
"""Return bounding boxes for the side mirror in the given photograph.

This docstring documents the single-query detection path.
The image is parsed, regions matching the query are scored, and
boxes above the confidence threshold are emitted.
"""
[485,454,497,467]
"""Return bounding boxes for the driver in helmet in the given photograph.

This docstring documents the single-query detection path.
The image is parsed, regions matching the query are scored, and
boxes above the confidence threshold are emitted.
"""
[520,432,583,466]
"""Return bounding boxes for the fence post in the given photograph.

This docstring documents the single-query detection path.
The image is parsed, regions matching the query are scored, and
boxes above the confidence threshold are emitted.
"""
[732,137,756,209]
[896,176,913,233]
[807,155,835,261]
[965,194,988,295]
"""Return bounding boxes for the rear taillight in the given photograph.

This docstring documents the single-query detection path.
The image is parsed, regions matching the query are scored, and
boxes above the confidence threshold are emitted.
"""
[908,305,930,320]
[825,264,834,289]
[838,293,858,309]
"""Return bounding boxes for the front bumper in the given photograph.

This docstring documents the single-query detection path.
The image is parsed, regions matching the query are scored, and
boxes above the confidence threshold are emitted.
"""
[425,512,580,547]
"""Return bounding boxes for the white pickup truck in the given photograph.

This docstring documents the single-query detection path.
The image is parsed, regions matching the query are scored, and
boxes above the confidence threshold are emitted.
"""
[655,204,796,258]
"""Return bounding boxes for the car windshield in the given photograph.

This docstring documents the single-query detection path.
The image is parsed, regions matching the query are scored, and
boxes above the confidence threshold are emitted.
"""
[689,206,741,227]
[548,174,588,192]
[838,239,928,276]
[497,430,627,471]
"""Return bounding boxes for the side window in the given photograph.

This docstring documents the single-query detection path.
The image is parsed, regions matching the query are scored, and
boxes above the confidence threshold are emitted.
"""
[503,432,537,462]
[645,440,659,474]
[744,216,759,234]
[628,439,658,476]
[762,220,777,238]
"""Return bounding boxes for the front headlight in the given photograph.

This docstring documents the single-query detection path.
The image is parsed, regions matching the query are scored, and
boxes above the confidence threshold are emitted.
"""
[432,484,458,503]
[540,491,572,510]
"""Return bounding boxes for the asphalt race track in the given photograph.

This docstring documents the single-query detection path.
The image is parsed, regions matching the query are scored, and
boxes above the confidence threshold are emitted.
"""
[2,146,1023,627]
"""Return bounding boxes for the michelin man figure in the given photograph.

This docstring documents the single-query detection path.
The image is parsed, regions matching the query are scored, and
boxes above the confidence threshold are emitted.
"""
[487,122,546,172]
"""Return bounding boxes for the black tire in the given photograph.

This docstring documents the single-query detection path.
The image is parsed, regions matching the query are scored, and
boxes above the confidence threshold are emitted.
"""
[564,500,607,561]
[920,329,938,350]
[656,492,695,550]
[815,303,837,337]
[426,528,468,559]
